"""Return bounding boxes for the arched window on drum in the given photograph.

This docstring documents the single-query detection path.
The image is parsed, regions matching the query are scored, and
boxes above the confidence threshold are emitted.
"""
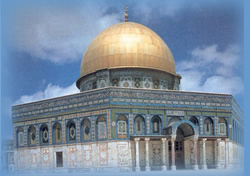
[53,122,62,144]
[28,125,36,146]
[17,127,24,147]
[81,118,91,141]
[67,120,76,142]
[40,124,49,144]
[219,117,227,136]
[204,117,214,135]
[151,116,161,134]
[117,115,128,139]
[96,116,107,140]
[134,115,145,135]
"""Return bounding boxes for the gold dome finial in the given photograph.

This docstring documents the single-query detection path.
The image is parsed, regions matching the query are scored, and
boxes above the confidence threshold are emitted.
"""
[125,6,128,22]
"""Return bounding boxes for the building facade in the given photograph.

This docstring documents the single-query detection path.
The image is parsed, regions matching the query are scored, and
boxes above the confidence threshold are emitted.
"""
[8,19,244,173]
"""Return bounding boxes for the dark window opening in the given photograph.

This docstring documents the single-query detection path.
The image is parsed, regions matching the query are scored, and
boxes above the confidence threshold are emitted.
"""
[56,152,63,167]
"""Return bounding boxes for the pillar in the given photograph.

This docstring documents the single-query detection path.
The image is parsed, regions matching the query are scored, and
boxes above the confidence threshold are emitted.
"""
[171,137,176,170]
[161,138,167,171]
[135,138,140,172]
[225,139,230,169]
[145,138,150,171]
[193,138,199,170]
[202,138,207,170]
[216,138,222,169]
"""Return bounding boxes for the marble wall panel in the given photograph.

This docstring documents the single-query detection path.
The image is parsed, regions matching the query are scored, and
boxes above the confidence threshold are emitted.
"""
[184,140,191,168]
[206,141,215,167]
[82,144,92,168]
[42,148,50,168]
[151,142,162,166]
[68,146,77,168]
[98,143,108,167]
[139,141,145,167]
[117,143,129,166]
[17,150,26,169]
[109,142,117,167]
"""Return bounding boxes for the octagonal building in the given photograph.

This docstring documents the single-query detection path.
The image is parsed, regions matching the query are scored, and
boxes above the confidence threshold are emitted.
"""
[10,18,244,173]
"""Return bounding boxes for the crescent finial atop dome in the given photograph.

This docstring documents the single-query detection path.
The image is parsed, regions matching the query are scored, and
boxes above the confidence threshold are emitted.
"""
[125,6,128,22]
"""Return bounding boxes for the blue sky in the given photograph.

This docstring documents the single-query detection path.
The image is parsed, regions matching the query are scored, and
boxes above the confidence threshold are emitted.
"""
[1,0,244,140]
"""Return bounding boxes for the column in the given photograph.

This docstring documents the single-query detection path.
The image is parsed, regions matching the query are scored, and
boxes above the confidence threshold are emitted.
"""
[202,138,207,170]
[161,138,167,171]
[225,139,230,169]
[145,138,150,171]
[135,138,140,172]
[216,138,222,169]
[171,137,176,170]
[193,138,199,170]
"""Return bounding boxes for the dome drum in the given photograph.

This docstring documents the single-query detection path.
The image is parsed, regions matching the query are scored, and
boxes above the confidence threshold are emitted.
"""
[77,68,181,91]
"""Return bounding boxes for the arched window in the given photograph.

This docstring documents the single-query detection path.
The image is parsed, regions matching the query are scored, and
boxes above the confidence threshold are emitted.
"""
[117,115,128,139]
[135,116,145,135]
[204,117,213,135]
[96,116,107,140]
[190,116,199,126]
[28,125,36,146]
[81,118,91,141]
[219,117,227,136]
[40,124,49,144]
[67,120,76,142]
[17,127,24,147]
[53,122,62,144]
[151,116,161,134]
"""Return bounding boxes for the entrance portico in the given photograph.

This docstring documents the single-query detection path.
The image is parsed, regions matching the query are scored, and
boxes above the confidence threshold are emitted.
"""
[131,136,169,171]
[166,120,199,170]
[131,120,231,171]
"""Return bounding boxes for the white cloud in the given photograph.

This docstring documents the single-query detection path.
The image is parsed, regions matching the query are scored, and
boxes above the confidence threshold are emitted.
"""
[191,44,240,76]
[133,0,183,23]
[177,44,243,95]
[10,2,122,64]
[15,82,79,105]
[9,0,186,63]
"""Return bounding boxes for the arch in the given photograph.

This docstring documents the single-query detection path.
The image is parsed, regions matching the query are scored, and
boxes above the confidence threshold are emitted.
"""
[116,115,128,139]
[204,117,214,135]
[17,127,24,147]
[96,116,107,140]
[151,115,162,134]
[134,115,145,135]
[168,117,181,126]
[170,120,198,136]
[81,118,91,141]
[189,116,199,126]
[28,125,36,146]
[177,123,194,137]
[219,117,227,136]
[53,122,62,144]
[40,123,49,144]
[67,120,76,142]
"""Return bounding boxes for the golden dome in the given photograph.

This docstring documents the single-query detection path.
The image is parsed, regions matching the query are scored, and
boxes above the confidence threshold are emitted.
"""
[80,22,176,77]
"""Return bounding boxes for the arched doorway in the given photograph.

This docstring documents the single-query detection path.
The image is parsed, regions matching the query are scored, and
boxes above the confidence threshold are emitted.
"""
[169,122,196,170]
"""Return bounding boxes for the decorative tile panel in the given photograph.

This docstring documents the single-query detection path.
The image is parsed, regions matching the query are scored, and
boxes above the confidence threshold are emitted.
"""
[98,143,108,166]
[117,144,129,166]
[68,147,77,168]
[42,149,50,167]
